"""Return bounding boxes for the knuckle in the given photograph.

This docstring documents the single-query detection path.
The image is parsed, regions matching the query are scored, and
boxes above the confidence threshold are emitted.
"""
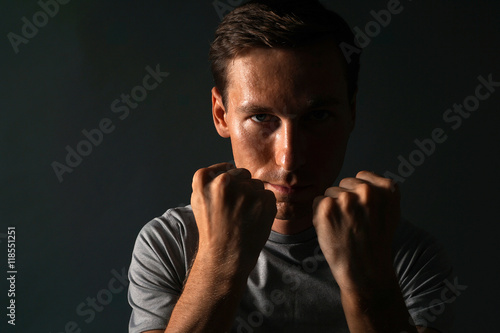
[192,168,208,187]
[317,196,336,214]
[356,170,370,178]
[338,178,351,188]
[313,197,337,227]
[323,187,335,197]
[357,182,371,193]
[213,172,231,187]
[193,167,204,180]
[356,183,371,203]
[338,191,356,211]
[337,191,351,203]
[379,177,393,190]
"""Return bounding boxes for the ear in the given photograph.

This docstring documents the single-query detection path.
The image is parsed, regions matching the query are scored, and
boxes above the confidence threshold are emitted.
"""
[212,87,230,138]
[348,89,357,133]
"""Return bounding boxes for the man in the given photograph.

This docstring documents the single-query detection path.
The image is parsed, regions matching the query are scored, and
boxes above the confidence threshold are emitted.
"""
[128,1,453,332]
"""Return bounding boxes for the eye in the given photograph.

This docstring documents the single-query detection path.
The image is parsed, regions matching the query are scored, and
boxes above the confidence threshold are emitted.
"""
[251,114,273,123]
[307,110,332,121]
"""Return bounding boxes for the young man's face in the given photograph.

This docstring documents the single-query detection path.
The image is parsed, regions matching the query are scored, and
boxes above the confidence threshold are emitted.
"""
[212,40,356,224]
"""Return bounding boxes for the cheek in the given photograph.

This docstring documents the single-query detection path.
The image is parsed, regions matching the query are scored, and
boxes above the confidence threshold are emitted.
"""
[231,123,273,167]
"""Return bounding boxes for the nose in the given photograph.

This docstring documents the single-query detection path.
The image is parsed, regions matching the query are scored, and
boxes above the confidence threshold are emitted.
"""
[274,120,306,171]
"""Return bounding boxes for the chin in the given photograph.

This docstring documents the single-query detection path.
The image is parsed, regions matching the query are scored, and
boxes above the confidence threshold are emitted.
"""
[275,201,313,221]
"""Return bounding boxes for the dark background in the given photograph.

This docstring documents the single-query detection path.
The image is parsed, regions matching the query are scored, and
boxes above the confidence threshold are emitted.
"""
[1,0,499,332]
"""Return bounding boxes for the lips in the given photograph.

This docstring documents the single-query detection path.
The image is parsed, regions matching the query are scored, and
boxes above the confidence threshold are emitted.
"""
[265,182,312,196]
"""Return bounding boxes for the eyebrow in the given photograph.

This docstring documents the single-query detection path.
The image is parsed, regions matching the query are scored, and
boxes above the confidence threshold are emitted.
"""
[236,104,273,115]
[236,96,342,115]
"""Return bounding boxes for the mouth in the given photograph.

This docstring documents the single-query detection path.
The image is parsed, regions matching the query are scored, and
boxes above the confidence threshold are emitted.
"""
[265,182,312,196]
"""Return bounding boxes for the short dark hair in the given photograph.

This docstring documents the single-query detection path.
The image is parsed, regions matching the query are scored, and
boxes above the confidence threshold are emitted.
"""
[209,0,361,105]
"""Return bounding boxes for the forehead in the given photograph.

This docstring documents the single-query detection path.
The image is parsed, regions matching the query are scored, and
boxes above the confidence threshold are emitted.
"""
[225,40,349,111]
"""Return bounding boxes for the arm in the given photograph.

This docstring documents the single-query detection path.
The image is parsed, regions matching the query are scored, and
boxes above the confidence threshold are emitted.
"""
[163,163,276,333]
[313,171,418,333]
[135,248,249,333]
[163,245,248,332]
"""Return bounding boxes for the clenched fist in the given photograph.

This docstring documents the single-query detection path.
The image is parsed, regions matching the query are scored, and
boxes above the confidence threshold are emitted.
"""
[312,171,400,294]
[191,162,277,275]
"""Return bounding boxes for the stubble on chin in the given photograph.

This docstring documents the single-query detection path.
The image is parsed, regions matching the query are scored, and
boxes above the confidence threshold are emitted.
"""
[274,200,313,222]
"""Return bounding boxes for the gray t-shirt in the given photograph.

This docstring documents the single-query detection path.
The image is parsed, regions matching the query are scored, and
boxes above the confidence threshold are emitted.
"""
[128,206,453,332]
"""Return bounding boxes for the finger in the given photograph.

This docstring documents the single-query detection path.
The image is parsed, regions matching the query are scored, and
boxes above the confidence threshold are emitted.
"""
[312,195,341,228]
[207,162,234,170]
[312,195,326,212]
[355,170,395,192]
[206,162,235,176]
[245,178,265,190]
[324,186,347,198]
[339,177,367,190]
[262,189,277,205]
[192,163,235,189]
[313,195,340,216]
[226,167,252,179]
[339,177,377,207]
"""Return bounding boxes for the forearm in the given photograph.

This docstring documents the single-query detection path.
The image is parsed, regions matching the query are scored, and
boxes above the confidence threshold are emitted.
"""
[165,251,249,333]
[340,273,417,333]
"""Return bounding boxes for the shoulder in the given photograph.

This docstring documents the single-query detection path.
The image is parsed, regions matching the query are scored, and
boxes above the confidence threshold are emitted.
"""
[128,206,198,331]
[392,218,451,274]
[137,205,198,247]
[130,205,199,287]
[393,218,452,283]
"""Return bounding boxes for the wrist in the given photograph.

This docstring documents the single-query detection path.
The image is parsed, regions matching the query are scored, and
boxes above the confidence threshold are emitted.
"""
[193,246,252,288]
[332,256,396,293]
[167,245,250,332]
[339,276,417,333]
[340,280,402,313]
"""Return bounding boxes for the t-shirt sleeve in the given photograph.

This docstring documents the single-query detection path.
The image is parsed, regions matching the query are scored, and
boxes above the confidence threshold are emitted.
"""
[127,207,198,333]
[393,219,455,333]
